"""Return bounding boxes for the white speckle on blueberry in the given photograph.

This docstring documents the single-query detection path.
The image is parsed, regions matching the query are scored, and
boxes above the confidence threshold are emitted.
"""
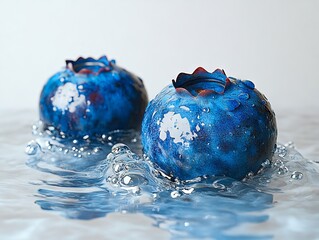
[159,112,197,144]
[51,82,86,113]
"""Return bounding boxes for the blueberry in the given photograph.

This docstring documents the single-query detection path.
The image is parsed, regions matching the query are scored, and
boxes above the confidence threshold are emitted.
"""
[40,56,148,138]
[142,67,277,180]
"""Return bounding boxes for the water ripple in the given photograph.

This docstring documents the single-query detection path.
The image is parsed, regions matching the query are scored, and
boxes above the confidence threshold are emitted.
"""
[25,122,319,239]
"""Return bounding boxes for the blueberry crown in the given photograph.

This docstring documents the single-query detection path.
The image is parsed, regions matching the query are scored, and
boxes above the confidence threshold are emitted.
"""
[172,67,229,96]
[66,56,116,75]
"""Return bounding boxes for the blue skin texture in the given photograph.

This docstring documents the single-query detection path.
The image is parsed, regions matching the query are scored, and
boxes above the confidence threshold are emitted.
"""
[40,56,148,138]
[142,67,277,180]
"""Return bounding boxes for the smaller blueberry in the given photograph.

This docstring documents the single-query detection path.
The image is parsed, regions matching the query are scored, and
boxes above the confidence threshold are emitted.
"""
[39,56,148,138]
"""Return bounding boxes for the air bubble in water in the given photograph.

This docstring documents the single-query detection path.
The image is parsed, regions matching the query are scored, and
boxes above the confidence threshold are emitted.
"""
[25,141,40,155]
[112,143,130,154]
[45,141,53,150]
[111,177,119,184]
[171,190,181,198]
[276,145,287,157]
[277,166,289,175]
[120,174,148,187]
[113,163,125,173]
[93,147,103,154]
[122,175,132,185]
[274,159,284,168]
[291,171,303,180]
[261,159,271,168]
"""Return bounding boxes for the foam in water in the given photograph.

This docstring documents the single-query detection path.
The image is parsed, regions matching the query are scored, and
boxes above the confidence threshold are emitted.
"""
[25,121,319,239]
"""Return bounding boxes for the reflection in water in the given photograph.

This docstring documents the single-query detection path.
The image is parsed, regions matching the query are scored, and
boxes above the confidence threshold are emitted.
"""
[25,129,277,239]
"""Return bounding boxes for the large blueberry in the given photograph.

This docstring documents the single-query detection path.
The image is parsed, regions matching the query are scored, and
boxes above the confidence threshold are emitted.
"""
[40,56,148,138]
[142,67,277,180]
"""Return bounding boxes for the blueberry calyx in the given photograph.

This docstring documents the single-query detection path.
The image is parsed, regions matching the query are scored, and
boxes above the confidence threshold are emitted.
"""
[172,67,230,96]
[66,56,116,75]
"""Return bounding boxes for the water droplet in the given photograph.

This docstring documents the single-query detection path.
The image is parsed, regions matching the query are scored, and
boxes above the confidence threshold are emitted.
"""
[93,147,103,154]
[48,126,55,131]
[122,175,132,185]
[112,143,130,154]
[83,135,89,140]
[285,141,295,149]
[274,159,284,168]
[71,146,78,152]
[120,174,148,187]
[277,166,289,175]
[291,171,303,180]
[224,99,240,111]
[202,107,210,113]
[261,159,271,168]
[246,172,254,178]
[25,141,40,155]
[238,93,250,100]
[170,190,181,198]
[111,177,119,184]
[242,80,255,89]
[45,141,53,150]
[275,145,287,157]
[113,163,125,173]
[101,134,107,140]
[278,151,287,158]
[181,187,194,194]
[180,106,190,111]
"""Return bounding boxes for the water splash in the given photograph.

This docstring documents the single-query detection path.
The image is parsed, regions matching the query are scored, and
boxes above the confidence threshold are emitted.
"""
[25,122,319,239]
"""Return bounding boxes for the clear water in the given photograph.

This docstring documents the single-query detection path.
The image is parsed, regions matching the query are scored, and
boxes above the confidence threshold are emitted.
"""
[1,110,319,240]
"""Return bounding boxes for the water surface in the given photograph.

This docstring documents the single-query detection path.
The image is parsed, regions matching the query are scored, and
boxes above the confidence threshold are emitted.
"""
[1,110,319,240]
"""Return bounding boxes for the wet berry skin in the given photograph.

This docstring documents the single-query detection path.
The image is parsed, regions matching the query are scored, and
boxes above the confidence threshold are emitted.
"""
[40,56,148,138]
[142,68,277,180]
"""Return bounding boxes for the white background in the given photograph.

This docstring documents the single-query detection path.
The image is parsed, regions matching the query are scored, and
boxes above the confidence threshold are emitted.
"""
[0,0,318,112]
